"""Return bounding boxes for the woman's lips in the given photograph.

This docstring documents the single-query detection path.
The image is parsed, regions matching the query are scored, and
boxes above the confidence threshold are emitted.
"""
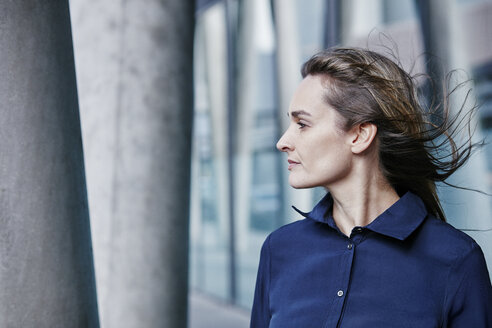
[288,159,300,170]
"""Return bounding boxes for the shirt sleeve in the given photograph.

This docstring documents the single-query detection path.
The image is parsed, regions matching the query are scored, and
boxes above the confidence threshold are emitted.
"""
[442,242,492,327]
[250,235,272,328]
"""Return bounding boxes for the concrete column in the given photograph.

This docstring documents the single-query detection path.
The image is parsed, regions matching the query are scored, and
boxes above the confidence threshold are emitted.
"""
[0,1,99,327]
[199,2,233,299]
[235,0,256,251]
[272,0,301,132]
[202,3,231,249]
[272,0,313,217]
[69,2,123,322]
[71,0,195,327]
[189,20,206,291]
[323,0,342,48]
[340,0,383,44]
[107,1,194,327]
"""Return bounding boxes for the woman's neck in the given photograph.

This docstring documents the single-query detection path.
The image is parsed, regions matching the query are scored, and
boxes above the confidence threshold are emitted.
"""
[328,170,400,237]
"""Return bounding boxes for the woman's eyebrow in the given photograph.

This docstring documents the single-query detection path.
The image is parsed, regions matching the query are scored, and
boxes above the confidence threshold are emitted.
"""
[288,110,312,118]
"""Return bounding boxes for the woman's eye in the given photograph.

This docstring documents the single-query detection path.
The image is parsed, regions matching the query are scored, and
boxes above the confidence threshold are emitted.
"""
[297,122,307,129]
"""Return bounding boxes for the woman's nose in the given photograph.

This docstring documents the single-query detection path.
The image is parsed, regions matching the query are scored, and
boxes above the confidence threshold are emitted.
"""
[276,131,293,152]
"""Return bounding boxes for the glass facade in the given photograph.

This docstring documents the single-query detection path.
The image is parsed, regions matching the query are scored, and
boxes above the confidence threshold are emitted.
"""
[190,0,492,310]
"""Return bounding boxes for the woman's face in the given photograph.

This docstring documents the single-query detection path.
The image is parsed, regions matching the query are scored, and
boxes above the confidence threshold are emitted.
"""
[276,75,354,189]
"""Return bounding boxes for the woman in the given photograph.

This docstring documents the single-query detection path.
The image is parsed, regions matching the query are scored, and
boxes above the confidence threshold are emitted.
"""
[250,48,492,327]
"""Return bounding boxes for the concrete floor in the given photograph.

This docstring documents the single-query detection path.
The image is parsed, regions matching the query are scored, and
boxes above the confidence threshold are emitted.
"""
[189,290,250,328]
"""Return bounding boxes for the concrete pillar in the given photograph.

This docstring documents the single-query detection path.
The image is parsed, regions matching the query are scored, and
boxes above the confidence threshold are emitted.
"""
[0,1,99,327]
[189,19,206,292]
[196,2,232,299]
[69,2,123,322]
[202,3,232,250]
[272,0,301,132]
[70,0,195,327]
[107,1,194,327]
[272,0,313,217]
[323,0,342,48]
[340,0,383,44]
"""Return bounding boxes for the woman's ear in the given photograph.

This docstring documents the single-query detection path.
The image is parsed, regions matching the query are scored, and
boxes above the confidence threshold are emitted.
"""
[349,122,378,154]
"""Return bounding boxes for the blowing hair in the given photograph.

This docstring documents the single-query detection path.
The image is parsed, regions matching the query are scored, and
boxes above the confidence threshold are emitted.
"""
[301,47,480,221]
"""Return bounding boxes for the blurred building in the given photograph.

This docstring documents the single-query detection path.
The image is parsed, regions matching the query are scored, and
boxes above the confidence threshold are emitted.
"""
[190,0,492,316]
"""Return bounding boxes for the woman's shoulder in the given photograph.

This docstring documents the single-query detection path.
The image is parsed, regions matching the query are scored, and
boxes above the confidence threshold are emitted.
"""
[417,214,484,262]
[267,218,312,238]
[423,215,477,243]
[263,218,322,250]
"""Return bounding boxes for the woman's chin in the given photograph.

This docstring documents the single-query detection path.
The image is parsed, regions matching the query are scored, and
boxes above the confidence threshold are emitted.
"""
[289,179,314,189]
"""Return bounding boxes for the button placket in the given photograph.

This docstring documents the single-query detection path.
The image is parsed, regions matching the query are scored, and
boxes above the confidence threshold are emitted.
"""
[325,239,355,328]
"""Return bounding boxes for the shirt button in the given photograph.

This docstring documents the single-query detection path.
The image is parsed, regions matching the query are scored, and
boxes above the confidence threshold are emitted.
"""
[337,290,344,297]
[347,244,353,250]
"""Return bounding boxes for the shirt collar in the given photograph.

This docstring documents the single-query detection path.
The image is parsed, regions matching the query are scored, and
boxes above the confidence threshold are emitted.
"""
[292,191,428,240]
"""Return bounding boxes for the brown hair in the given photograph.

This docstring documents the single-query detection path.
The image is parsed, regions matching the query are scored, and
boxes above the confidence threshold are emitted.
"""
[301,47,480,221]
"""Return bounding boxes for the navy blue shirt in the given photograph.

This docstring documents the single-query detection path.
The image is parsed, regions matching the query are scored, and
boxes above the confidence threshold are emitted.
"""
[250,192,492,327]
